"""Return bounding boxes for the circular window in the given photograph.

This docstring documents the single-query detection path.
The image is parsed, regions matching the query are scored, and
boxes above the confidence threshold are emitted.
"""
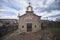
[35,25,36,28]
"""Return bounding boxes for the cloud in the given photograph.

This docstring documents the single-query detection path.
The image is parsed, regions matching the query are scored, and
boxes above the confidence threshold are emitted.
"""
[34,0,60,12]
[0,0,60,21]
[42,10,60,17]
[40,10,60,21]
[0,16,18,19]
[0,7,18,16]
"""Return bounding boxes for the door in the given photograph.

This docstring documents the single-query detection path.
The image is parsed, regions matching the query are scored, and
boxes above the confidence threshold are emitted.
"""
[27,23,32,32]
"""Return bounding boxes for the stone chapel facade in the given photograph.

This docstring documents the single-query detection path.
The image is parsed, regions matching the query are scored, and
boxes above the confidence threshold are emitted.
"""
[18,3,41,33]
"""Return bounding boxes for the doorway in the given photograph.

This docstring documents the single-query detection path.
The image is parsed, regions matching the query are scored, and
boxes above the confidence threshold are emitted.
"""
[27,23,32,32]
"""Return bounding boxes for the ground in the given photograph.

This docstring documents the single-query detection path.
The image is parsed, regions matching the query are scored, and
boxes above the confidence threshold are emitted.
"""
[1,29,54,40]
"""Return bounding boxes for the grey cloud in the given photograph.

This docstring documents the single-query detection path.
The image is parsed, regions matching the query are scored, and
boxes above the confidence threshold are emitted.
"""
[35,0,60,12]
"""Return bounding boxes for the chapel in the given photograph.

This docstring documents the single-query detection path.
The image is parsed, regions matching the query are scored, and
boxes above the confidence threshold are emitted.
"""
[18,3,41,33]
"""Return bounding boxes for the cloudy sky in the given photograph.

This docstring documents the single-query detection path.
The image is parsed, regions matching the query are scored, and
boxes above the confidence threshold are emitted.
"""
[0,0,60,21]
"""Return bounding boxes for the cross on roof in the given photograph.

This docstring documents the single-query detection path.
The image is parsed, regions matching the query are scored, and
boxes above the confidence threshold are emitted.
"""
[29,2,31,4]
[29,2,31,6]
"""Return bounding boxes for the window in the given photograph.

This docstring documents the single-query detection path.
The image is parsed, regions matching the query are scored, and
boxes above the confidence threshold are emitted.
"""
[22,25,24,28]
[35,25,36,28]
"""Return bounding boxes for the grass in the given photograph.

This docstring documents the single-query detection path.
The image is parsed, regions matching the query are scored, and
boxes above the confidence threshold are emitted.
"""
[47,27,60,31]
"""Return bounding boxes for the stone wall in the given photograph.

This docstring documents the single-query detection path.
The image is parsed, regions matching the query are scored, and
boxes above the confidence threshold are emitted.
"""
[18,13,41,33]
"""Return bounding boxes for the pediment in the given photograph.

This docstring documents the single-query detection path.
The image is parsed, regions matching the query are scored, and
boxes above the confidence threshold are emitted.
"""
[19,13,41,18]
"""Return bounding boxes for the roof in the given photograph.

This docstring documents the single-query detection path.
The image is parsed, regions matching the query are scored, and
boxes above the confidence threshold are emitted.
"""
[18,11,41,17]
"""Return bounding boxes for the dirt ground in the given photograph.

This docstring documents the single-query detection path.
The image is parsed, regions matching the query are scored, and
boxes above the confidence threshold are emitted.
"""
[1,29,56,40]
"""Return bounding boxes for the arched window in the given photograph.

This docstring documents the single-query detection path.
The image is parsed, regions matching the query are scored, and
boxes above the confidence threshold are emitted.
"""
[28,7,31,11]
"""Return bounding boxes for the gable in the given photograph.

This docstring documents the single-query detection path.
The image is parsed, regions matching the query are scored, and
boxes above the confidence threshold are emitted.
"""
[19,13,41,22]
[20,13,41,18]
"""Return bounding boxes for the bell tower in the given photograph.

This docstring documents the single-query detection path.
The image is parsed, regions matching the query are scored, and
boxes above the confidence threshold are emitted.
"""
[26,2,33,13]
[27,3,33,11]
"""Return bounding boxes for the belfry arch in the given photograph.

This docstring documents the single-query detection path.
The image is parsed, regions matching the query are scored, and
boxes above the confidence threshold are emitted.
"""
[27,3,33,11]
